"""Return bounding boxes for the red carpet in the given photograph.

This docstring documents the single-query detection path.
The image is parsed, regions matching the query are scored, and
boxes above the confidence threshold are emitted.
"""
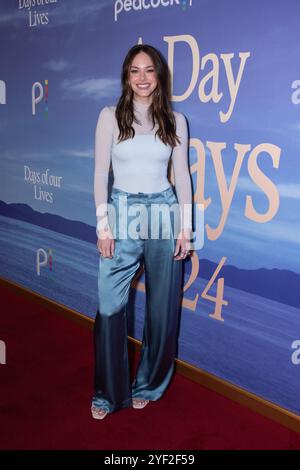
[0,283,299,450]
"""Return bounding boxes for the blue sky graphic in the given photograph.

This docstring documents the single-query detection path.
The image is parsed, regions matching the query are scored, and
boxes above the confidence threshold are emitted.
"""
[0,0,300,273]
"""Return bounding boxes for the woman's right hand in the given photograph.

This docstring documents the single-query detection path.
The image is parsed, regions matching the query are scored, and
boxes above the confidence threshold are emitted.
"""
[97,227,115,258]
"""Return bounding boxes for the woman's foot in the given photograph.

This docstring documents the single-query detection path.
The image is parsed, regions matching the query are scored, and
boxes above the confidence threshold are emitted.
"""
[132,398,149,409]
[91,405,109,420]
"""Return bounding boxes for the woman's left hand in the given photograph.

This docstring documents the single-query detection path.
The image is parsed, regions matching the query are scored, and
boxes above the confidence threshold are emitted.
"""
[173,229,192,261]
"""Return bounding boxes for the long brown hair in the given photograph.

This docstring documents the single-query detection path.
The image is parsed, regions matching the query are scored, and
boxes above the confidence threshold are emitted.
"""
[115,44,181,148]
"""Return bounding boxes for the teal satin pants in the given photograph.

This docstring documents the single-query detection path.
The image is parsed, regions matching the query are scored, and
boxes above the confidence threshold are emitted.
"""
[92,185,183,413]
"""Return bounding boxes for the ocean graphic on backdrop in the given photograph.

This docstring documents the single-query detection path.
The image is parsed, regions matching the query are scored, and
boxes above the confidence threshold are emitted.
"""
[1,211,299,415]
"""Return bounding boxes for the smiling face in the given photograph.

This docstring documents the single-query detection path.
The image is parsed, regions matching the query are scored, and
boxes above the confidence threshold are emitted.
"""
[128,51,158,103]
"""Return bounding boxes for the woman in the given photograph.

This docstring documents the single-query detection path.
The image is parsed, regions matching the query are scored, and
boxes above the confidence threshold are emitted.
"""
[92,44,193,420]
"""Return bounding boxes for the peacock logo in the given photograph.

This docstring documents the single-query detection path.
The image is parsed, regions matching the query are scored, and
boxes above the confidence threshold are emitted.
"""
[114,0,193,22]
[36,248,53,276]
[32,79,48,116]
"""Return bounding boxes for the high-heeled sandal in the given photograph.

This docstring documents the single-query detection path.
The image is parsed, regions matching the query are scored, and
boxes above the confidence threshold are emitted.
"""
[91,405,109,420]
[132,398,149,409]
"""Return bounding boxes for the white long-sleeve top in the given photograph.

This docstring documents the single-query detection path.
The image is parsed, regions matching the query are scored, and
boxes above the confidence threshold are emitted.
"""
[94,98,192,235]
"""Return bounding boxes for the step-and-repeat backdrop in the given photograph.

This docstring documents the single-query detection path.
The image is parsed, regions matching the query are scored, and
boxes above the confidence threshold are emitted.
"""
[1,0,299,415]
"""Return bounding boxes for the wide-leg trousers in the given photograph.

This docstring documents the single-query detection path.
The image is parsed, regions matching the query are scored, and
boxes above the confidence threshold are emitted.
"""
[92,185,183,413]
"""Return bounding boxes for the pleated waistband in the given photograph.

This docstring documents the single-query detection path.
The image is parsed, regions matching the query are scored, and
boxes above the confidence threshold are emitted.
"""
[110,185,177,204]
